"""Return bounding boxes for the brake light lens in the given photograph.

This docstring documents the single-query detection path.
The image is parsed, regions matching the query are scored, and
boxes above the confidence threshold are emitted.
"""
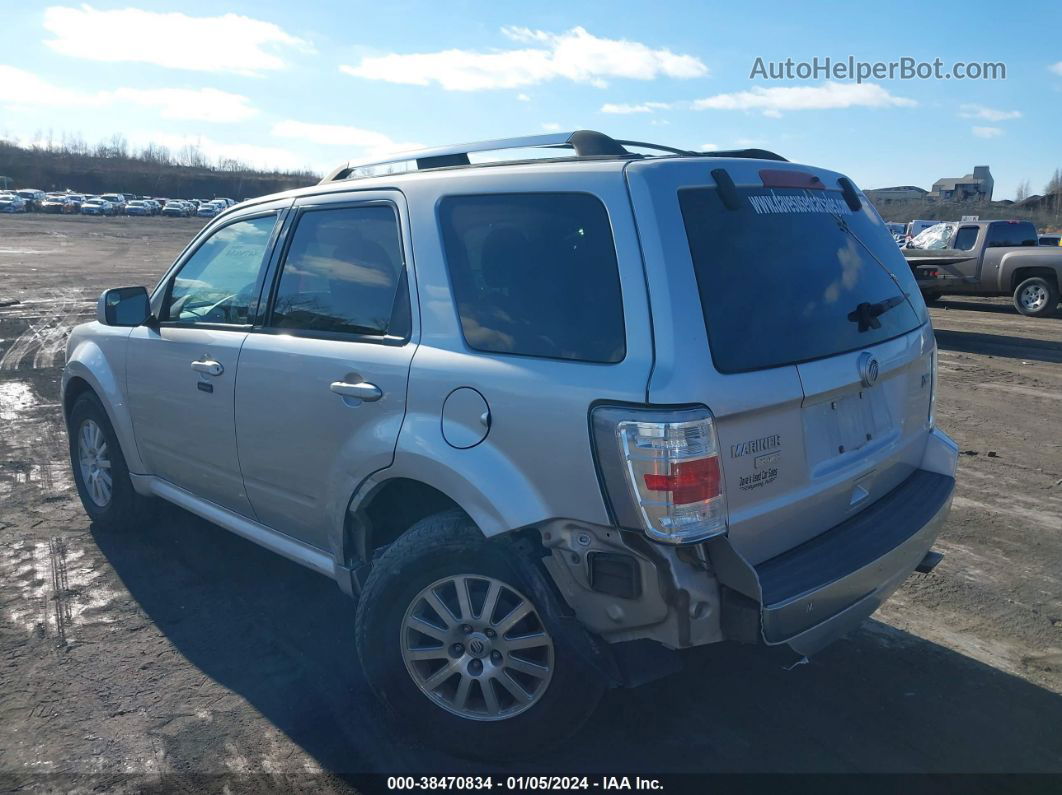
[614,414,728,544]
[928,347,938,428]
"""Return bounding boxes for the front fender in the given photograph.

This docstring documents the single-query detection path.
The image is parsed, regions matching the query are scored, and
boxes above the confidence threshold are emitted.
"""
[62,322,143,473]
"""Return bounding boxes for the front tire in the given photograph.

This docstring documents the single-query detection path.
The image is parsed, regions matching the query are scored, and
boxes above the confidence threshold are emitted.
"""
[1013,276,1059,317]
[355,511,606,760]
[67,392,151,531]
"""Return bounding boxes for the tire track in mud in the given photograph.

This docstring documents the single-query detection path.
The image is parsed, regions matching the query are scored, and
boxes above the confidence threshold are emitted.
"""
[0,289,93,372]
[49,537,72,648]
[0,534,122,647]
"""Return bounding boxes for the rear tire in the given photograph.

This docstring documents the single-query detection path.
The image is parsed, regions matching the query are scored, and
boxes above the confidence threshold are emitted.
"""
[67,392,151,531]
[1012,276,1059,317]
[355,510,606,760]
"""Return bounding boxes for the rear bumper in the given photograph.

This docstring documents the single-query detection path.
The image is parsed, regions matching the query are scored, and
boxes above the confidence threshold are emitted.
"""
[759,469,952,654]
[711,428,958,656]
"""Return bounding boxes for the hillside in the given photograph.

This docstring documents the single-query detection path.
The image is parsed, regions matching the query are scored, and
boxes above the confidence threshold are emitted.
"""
[873,197,1062,232]
[0,140,318,200]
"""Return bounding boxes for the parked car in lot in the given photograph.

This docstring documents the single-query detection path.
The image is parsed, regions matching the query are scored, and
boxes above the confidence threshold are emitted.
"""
[0,193,28,213]
[41,193,77,214]
[98,193,127,212]
[124,200,153,217]
[15,189,45,211]
[885,222,906,244]
[195,200,224,218]
[906,219,1062,316]
[906,219,939,240]
[143,199,162,215]
[161,201,191,217]
[80,197,114,216]
[63,130,956,759]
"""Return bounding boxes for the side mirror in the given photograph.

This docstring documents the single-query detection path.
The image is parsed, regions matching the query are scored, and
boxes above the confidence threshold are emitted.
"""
[97,286,152,327]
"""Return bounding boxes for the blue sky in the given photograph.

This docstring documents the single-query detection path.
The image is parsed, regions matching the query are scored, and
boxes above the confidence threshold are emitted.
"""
[1,1,1060,199]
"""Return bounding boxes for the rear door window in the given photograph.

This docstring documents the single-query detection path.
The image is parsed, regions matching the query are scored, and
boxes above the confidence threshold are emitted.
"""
[679,186,925,373]
[439,193,625,363]
[269,205,409,338]
[986,221,1037,248]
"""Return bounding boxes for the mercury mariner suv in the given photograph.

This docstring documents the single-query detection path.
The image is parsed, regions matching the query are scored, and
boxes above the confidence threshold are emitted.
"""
[63,130,957,759]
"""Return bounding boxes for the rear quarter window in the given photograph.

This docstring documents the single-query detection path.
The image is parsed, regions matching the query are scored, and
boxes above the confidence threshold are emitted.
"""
[439,193,626,363]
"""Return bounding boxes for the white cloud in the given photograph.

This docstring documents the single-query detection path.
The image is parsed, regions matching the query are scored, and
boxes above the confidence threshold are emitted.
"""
[0,66,256,122]
[1050,62,1062,76]
[340,26,707,91]
[600,101,672,114]
[517,93,531,101]
[959,104,1021,122]
[43,5,311,75]
[271,121,420,157]
[692,81,915,115]
[972,126,1003,139]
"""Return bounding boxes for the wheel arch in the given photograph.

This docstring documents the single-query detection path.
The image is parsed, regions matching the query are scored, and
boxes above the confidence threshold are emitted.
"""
[1010,266,1060,293]
[63,336,146,474]
[343,476,467,570]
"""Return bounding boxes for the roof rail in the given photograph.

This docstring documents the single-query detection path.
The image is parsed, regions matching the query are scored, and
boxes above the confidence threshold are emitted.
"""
[319,130,786,183]
[321,130,635,183]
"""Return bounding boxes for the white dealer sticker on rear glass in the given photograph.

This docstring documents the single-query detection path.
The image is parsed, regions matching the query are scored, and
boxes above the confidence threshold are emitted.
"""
[747,193,853,215]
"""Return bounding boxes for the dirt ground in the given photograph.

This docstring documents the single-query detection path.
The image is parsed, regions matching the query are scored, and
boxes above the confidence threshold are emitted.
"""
[1,214,1060,790]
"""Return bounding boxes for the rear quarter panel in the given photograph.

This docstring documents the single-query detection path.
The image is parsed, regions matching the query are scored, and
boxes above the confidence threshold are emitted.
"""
[390,164,654,536]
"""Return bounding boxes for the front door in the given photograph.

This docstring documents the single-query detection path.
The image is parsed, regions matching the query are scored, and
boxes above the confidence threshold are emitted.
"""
[234,191,417,549]
[127,208,285,515]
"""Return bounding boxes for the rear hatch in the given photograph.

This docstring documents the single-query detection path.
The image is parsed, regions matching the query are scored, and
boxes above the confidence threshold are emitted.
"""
[626,158,935,565]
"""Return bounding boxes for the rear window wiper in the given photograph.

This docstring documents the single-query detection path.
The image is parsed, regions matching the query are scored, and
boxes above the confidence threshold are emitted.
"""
[847,295,905,332]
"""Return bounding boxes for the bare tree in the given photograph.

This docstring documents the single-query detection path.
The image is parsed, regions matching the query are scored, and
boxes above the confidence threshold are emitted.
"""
[1015,179,1031,202]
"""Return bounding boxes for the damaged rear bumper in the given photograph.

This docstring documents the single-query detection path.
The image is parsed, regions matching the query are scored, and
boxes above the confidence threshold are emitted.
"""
[710,428,957,656]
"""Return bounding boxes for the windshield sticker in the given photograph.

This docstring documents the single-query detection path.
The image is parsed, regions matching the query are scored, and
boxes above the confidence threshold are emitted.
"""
[748,193,853,215]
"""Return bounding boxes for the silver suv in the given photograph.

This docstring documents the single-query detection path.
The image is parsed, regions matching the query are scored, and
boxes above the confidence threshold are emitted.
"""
[63,131,958,759]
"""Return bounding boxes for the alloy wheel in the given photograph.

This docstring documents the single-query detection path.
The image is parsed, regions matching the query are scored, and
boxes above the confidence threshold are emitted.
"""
[77,419,112,507]
[400,574,554,721]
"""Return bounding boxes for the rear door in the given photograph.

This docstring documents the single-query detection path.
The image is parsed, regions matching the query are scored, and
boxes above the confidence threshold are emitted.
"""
[233,190,416,550]
[627,159,934,564]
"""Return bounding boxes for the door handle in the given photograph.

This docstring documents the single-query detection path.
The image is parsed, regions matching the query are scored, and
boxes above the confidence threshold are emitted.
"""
[191,359,224,376]
[330,381,383,402]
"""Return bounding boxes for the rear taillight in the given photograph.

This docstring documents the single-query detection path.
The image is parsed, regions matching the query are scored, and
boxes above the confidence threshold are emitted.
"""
[592,407,728,544]
[928,347,938,427]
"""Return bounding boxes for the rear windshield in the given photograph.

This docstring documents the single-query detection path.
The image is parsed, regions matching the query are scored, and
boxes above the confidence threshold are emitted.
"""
[679,186,926,373]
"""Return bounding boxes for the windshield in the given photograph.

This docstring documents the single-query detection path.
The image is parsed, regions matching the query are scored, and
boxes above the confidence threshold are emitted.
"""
[679,185,926,373]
